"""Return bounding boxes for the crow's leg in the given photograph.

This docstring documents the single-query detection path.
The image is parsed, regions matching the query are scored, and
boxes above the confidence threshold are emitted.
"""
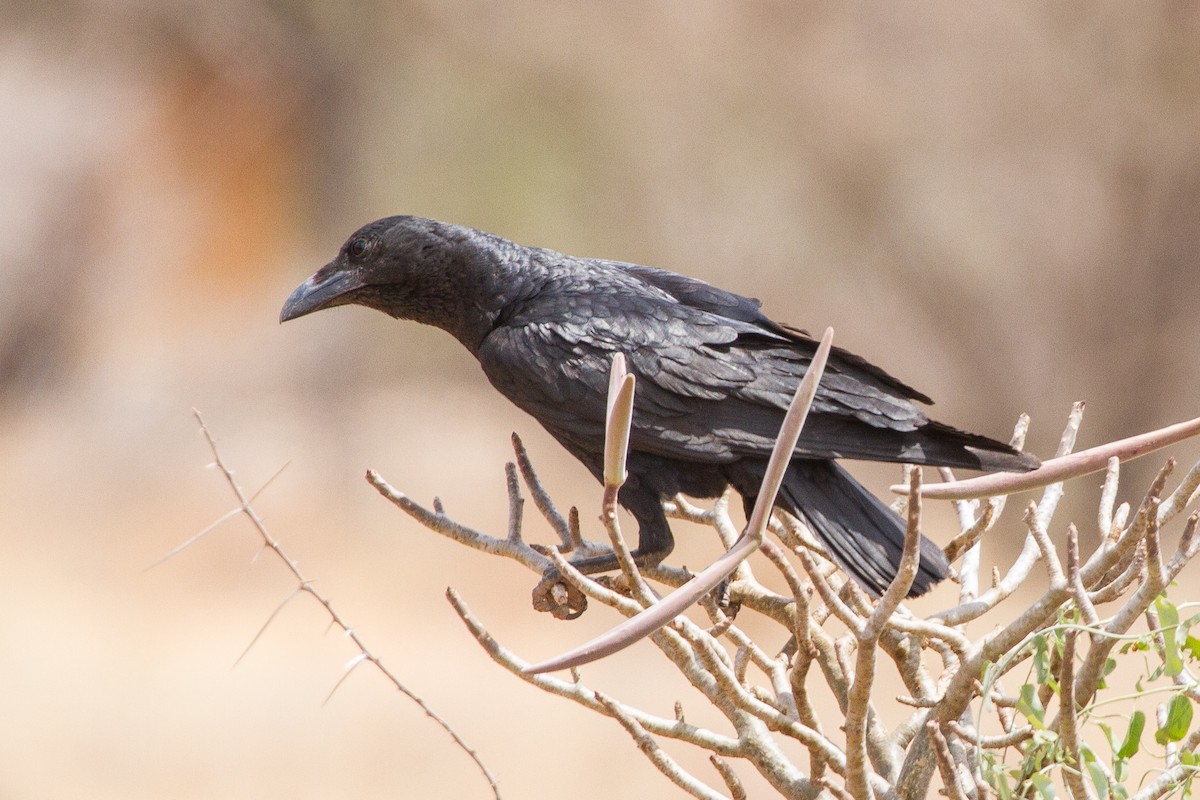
[532,477,674,619]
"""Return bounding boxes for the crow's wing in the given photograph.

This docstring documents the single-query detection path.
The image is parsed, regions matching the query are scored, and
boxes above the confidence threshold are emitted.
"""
[473,271,1013,468]
[610,261,934,404]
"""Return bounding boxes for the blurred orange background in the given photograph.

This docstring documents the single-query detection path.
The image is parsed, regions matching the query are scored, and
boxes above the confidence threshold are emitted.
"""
[2,3,1198,797]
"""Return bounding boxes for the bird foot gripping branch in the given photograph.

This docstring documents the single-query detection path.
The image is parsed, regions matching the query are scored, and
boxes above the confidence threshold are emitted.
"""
[530,562,590,619]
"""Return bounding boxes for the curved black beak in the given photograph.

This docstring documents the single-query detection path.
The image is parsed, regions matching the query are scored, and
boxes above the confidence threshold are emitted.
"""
[280,267,363,323]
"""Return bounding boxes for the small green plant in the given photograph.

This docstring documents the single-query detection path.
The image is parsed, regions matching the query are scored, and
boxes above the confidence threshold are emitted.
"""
[978,592,1200,800]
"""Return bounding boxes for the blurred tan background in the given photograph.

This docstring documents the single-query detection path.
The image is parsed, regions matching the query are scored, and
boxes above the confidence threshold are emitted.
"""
[2,2,1198,797]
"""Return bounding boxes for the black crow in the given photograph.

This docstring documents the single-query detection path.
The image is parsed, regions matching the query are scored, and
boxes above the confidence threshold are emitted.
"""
[281,216,1037,613]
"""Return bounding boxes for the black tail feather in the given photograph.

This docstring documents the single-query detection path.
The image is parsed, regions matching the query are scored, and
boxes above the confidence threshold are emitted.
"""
[775,460,950,598]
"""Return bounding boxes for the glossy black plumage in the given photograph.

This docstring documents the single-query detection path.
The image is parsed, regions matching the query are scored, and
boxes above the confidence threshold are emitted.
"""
[282,216,1038,601]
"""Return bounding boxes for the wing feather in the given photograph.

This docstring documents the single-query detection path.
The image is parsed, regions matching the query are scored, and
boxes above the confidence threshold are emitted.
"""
[476,264,945,467]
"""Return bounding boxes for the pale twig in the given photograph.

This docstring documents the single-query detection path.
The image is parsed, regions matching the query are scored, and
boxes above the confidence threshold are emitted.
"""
[927,722,970,800]
[884,615,970,660]
[1025,501,1066,588]
[943,416,1027,581]
[942,497,996,568]
[1156,456,1200,529]
[1166,512,1200,580]
[815,778,855,800]
[1058,630,1096,800]
[681,631,865,798]
[1129,723,1200,800]
[504,462,524,544]
[709,755,747,800]
[931,406,1085,628]
[758,538,828,774]
[845,467,923,800]
[1080,468,1162,591]
[1074,495,1170,709]
[893,413,1200,500]
[511,432,574,549]
[367,469,553,574]
[947,720,1034,749]
[1098,457,1120,539]
[1065,525,1099,627]
[1088,545,1146,605]
[593,691,730,800]
[797,549,864,634]
[190,410,501,800]
[445,587,743,754]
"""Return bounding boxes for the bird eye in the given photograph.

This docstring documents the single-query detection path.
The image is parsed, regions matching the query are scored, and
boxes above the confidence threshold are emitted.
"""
[347,237,371,259]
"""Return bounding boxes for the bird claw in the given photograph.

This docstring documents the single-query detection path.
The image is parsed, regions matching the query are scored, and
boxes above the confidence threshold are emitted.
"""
[532,572,588,620]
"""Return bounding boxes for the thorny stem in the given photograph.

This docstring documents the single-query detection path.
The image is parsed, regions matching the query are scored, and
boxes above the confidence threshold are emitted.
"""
[188,411,502,800]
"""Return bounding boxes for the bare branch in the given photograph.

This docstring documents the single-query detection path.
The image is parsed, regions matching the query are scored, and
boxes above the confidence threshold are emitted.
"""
[1098,456,1120,539]
[445,588,742,753]
[927,722,970,800]
[709,755,748,800]
[511,432,574,549]
[367,469,553,574]
[505,462,524,544]
[594,691,731,800]
[947,720,1035,749]
[1058,630,1097,800]
[1065,525,1099,627]
[894,412,1200,500]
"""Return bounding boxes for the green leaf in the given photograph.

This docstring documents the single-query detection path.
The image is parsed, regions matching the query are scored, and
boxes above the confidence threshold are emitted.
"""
[1157,594,1181,626]
[1033,634,1051,684]
[1185,635,1200,662]
[1028,772,1057,799]
[982,752,1011,800]
[1081,746,1109,800]
[1098,657,1118,690]
[995,770,1012,800]
[1017,684,1046,729]
[1156,695,1193,745]
[1118,710,1145,759]
[1159,595,1184,677]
